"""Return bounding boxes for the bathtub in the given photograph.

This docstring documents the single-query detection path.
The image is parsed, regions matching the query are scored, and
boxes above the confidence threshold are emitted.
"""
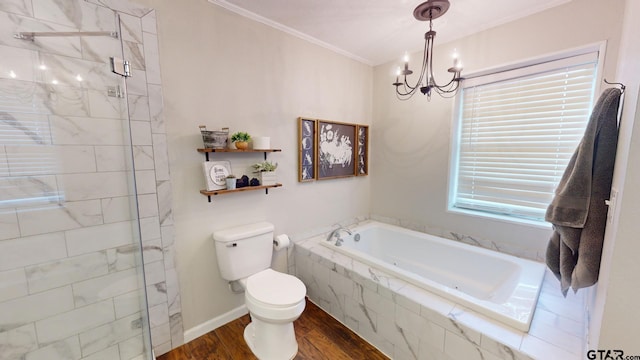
[320,221,545,331]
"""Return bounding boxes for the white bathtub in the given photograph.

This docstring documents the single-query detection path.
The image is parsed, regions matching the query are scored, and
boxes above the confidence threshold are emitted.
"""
[320,221,545,331]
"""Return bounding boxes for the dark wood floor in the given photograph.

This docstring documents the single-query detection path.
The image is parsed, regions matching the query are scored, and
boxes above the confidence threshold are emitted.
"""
[158,298,389,360]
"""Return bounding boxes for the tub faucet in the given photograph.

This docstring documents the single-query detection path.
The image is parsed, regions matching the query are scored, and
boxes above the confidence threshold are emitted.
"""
[326,225,352,246]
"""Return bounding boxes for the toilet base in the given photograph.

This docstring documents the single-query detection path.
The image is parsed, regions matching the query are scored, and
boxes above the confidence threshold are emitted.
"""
[243,316,298,360]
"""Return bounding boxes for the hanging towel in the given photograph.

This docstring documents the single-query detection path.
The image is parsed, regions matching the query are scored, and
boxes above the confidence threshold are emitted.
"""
[545,87,621,296]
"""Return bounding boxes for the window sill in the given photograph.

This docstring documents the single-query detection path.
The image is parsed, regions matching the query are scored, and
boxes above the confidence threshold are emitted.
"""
[447,207,552,230]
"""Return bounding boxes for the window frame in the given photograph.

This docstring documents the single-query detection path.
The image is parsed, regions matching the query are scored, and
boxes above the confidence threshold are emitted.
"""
[447,42,607,226]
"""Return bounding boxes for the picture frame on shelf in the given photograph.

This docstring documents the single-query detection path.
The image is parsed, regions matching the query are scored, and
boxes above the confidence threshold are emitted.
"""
[203,160,232,190]
[317,120,356,180]
[356,125,369,176]
[298,117,316,182]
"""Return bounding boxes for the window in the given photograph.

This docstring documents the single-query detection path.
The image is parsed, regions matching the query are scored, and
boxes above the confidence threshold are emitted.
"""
[450,49,601,222]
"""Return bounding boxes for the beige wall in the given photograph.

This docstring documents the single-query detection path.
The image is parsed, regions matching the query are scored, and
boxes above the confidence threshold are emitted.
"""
[371,0,625,260]
[133,0,372,331]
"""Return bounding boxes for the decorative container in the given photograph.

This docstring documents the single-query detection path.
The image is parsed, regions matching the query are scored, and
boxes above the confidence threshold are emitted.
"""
[199,126,228,149]
[259,171,277,186]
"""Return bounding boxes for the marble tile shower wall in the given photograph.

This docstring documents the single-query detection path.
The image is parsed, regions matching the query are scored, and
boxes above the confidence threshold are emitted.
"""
[0,0,182,358]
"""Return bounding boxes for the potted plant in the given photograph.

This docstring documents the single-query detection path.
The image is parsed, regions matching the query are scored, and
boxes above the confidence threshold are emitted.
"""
[230,132,251,150]
[252,161,278,186]
[225,174,237,190]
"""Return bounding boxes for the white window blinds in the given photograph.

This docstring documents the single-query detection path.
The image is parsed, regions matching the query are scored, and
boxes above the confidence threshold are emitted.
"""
[451,52,599,221]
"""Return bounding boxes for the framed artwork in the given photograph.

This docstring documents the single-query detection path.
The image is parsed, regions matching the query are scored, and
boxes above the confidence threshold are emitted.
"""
[317,120,356,179]
[203,160,231,190]
[298,118,316,182]
[356,125,369,176]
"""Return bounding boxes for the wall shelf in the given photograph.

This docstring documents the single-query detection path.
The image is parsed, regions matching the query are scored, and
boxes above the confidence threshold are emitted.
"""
[197,148,282,161]
[198,148,282,202]
[200,184,282,202]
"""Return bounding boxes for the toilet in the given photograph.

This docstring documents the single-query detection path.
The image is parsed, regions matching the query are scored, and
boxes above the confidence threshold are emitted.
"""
[213,222,306,360]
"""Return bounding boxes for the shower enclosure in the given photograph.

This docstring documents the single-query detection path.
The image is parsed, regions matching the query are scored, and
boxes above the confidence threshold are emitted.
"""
[0,0,180,359]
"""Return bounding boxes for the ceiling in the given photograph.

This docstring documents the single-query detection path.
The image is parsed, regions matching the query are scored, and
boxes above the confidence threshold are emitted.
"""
[208,0,571,66]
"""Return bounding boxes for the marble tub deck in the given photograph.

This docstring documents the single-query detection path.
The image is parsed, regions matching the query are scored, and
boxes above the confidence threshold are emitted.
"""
[294,233,585,360]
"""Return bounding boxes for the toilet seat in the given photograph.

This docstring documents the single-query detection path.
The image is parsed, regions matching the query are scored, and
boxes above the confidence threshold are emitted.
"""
[245,269,306,308]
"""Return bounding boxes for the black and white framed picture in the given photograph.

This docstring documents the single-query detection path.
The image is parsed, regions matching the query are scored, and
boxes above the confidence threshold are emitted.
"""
[317,120,356,179]
[203,160,231,190]
[298,118,316,182]
[356,125,369,176]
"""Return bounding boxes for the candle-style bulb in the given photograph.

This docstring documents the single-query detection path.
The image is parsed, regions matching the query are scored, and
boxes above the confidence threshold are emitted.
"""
[403,52,410,64]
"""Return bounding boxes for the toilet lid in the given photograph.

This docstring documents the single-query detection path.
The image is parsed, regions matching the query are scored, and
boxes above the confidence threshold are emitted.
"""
[246,269,306,308]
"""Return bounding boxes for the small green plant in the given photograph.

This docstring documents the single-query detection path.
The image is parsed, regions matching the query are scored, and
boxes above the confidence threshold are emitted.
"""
[252,161,278,172]
[226,174,236,179]
[231,132,251,142]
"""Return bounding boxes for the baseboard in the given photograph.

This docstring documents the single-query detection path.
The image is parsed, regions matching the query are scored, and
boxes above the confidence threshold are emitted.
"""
[183,304,248,343]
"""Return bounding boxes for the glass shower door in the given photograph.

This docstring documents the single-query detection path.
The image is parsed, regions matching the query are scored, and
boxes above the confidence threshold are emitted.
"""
[0,4,152,360]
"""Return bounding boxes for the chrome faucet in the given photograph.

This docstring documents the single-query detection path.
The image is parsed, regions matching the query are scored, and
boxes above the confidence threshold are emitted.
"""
[326,225,352,246]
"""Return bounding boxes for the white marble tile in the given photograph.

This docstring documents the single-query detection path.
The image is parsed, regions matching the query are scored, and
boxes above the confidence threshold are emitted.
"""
[54,146,97,173]
[146,282,167,308]
[0,175,60,209]
[92,0,151,17]
[139,216,160,242]
[66,220,134,256]
[130,120,152,145]
[0,44,37,82]
[148,303,169,328]
[36,52,115,91]
[0,268,28,303]
[125,69,147,96]
[0,111,51,147]
[0,209,20,240]
[17,200,103,236]
[4,145,56,176]
[24,336,81,360]
[0,146,8,175]
[142,237,163,264]
[127,95,150,121]
[135,169,156,194]
[0,0,33,16]
[95,145,127,172]
[141,10,157,34]
[123,40,145,70]
[80,35,121,64]
[160,224,175,251]
[169,312,184,348]
[0,12,81,59]
[132,145,154,170]
[444,331,484,360]
[57,171,130,201]
[152,134,169,180]
[520,333,580,360]
[79,312,143,355]
[142,32,161,85]
[25,251,108,293]
[144,260,165,286]
[118,334,145,360]
[157,181,173,226]
[0,286,73,332]
[73,267,139,307]
[150,321,170,348]
[88,89,126,119]
[165,269,181,315]
[50,116,126,145]
[32,0,114,31]
[42,83,90,117]
[106,243,138,273]
[114,290,144,319]
[35,299,115,344]
[80,344,119,360]
[0,232,67,271]
[0,323,38,360]
[119,13,143,43]
[147,84,164,134]
[449,306,523,351]
[101,196,134,223]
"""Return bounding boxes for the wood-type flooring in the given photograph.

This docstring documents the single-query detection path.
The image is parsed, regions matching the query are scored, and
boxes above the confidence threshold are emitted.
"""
[157,298,389,360]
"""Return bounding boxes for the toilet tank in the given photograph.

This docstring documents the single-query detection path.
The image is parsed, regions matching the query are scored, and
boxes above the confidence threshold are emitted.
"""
[213,222,275,281]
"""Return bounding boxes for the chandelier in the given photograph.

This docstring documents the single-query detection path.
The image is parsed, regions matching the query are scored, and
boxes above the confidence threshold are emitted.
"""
[393,0,463,100]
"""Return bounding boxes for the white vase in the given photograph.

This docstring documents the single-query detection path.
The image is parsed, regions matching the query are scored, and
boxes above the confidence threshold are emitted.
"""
[259,171,277,186]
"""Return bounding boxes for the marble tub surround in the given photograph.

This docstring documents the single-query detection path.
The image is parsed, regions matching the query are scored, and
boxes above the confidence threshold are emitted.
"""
[294,229,585,360]
[0,0,181,358]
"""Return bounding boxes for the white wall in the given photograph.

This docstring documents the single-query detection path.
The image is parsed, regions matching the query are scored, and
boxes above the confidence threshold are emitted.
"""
[132,0,372,332]
[371,0,625,261]
[590,0,640,352]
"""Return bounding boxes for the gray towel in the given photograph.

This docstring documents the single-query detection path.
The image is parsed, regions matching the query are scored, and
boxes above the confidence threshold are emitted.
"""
[545,87,621,295]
